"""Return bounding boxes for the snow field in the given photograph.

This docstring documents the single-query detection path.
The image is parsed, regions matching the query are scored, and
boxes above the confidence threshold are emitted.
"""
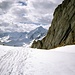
[0,45,75,75]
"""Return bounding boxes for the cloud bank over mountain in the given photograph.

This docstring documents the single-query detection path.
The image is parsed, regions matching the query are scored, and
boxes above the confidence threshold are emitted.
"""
[0,0,63,32]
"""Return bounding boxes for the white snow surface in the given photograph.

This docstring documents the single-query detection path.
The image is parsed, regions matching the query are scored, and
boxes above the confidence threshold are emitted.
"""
[0,45,75,75]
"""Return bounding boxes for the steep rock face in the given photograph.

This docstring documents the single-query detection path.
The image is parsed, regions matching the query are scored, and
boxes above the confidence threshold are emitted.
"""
[31,0,75,49]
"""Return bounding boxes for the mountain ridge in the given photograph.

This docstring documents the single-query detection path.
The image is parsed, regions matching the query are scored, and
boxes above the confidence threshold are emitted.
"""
[0,26,47,46]
[31,0,75,49]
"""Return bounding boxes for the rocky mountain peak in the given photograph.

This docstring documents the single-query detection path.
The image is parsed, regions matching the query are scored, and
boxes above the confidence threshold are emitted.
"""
[31,0,75,49]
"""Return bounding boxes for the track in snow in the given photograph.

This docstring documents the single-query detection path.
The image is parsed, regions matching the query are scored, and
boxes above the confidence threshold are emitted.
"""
[0,47,34,75]
[0,45,75,75]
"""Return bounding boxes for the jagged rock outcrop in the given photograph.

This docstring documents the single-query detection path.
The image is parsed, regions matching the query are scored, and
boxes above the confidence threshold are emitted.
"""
[31,0,75,49]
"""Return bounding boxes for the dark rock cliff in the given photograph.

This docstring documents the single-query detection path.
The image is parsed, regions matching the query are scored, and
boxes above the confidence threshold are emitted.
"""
[31,0,75,49]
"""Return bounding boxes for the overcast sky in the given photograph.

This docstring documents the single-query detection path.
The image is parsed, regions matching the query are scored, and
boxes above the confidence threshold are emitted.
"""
[0,0,64,32]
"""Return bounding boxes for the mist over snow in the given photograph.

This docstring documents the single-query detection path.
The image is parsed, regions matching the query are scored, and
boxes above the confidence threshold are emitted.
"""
[0,0,63,32]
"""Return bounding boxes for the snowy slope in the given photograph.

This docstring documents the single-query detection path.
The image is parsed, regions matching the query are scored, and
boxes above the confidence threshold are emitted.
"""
[0,45,75,75]
[28,26,47,40]
[0,26,47,46]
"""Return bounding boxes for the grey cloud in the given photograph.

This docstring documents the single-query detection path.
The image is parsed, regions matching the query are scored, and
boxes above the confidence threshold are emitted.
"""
[32,0,56,9]
[18,1,27,6]
[14,16,32,24]
[0,22,9,26]
[12,8,28,17]
[0,0,64,28]
[38,15,52,25]
[28,0,64,24]
[0,1,13,14]
[30,0,58,15]
[0,1,13,10]
[53,0,63,4]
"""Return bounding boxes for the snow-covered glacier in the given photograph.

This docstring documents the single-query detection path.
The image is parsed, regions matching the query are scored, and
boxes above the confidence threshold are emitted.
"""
[0,45,75,75]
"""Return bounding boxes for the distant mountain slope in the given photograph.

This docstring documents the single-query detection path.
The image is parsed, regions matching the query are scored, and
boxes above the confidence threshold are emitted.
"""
[28,26,47,40]
[0,26,47,46]
[31,0,75,49]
